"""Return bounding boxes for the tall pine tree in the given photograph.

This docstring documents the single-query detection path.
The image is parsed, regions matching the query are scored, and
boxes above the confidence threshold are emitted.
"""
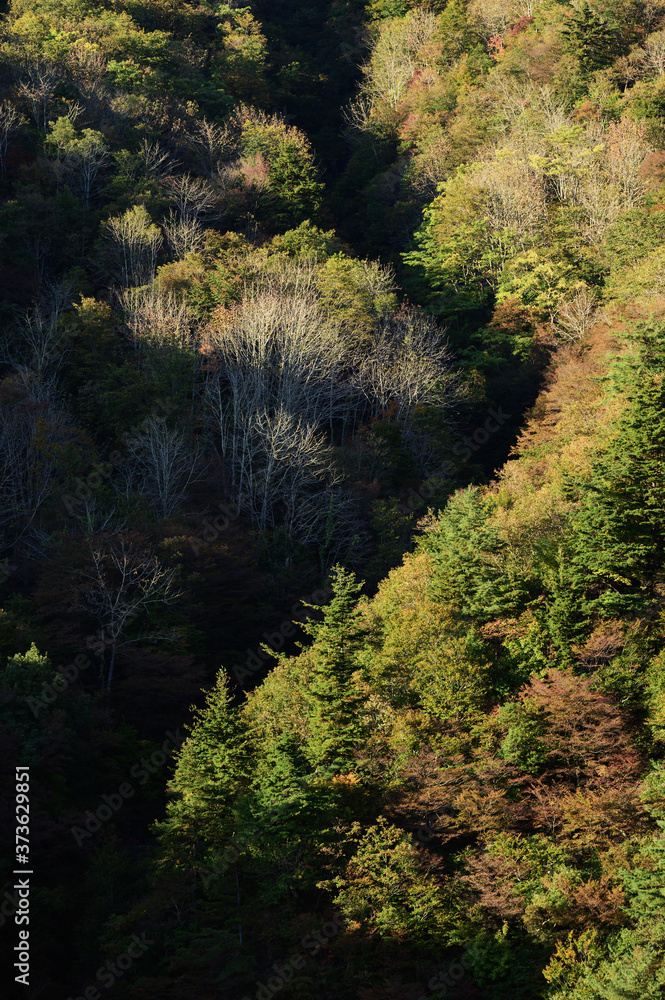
[422,486,532,624]
[560,2,619,75]
[569,324,665,620]
[157,670,251,859]
[302,565,368,773]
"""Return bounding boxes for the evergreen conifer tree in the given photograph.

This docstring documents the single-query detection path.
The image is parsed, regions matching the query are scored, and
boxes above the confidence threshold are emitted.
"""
[560,2,618,74]
[569,325,665,619]
[542,546,591,663]
[248,728,314,838]
[423,487,532,623]
[157,670,250,854]
[301,565,367,772]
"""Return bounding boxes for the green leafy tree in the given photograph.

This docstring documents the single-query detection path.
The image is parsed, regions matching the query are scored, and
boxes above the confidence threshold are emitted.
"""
[542,553,591,665]
[0,644,59,762]
[102,204,163,287]
[234,727,355,901]
[498,248,585,325]
[329,817,448,948]
[316,252,397,341]
[275,220,343,260]
[403,173,494,318]
[437,0,478,63]
[214,4,269,102]
[0,642,55,698]
[238,110,324,230]
[45,117,110,208]
[262,139,324,229]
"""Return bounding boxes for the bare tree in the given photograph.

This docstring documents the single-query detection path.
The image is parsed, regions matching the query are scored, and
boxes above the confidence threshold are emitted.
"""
[241,406,333,532]
[355,258,398,305]
[468,0,514,38]
[361,8,439,107]
[120,285,195,347]
[122,417,201,518]
[530,86,572,131]
[0,101,24,175]
[499,95,599,202]
[119,285,201,404]
[576,166,625,243]
[17,62,58,132]
[204,290,353,540]
[209,399,353,562]
[186,118,237,178]
[206,291,349,466]
[359,309,460,423]
[139,138,175,180]
[104,205,163,286]
[74,132,109,208]
[165,172,222,224]
[215,153,270,216]
[0,283,78,553]
[65,100,84,125]
[644,1,665,31]
[22,236,50,284]
[68,494,128,536]
[555,287,598,342]
[0,388,73,553]
[163,211,206,259]
[68,43,107,112]
[512,0,540,16]
[641,29,665,76]
[343,93,375,145]
[247,253,320,298]
[503,112,650,243]
[205,288,461,542]
[488,76,533,131]
[606,116,651,210]
[410,131,452,197]
[1,281,75,402]
[77,535,182,691]
[471,155,548,257]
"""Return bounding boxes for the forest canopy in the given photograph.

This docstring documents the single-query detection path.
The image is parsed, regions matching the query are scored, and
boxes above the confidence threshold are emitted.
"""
[2,1,665,998]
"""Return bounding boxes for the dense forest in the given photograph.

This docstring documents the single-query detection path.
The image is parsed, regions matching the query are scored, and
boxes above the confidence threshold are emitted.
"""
[2,0,665,996]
